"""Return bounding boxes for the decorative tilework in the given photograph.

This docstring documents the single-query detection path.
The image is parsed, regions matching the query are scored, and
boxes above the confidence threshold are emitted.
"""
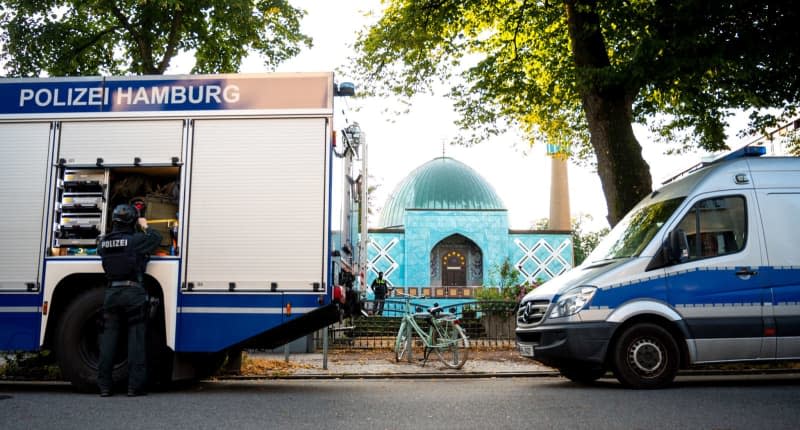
[366,233,405,288]
[510,235,573,284]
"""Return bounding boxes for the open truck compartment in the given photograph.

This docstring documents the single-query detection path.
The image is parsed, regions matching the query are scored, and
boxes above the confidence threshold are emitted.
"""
[53,166,181,256]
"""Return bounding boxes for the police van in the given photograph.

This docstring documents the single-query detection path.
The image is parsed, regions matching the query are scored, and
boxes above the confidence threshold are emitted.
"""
[516,146,800,388]
[0,73,360,390]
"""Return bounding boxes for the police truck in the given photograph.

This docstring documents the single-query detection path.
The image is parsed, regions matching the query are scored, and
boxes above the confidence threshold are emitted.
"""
[0,73,359,390]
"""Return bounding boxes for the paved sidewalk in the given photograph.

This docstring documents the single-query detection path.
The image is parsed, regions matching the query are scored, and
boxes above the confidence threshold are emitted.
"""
[236,349,557,379]
[231,349,800,381]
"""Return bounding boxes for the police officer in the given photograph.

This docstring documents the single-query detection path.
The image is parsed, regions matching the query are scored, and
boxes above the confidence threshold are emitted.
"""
[97,204,161,397]
[371,272,387,316]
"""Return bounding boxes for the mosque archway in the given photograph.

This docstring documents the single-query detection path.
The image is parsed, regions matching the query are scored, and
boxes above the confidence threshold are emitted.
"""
[430,234,483,287]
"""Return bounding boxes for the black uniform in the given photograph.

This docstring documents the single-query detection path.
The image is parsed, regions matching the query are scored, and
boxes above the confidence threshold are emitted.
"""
[371,275,387,315]
[97,221,161,396]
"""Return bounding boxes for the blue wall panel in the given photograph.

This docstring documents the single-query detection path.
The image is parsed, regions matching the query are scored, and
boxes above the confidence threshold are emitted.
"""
[366,232,405,292]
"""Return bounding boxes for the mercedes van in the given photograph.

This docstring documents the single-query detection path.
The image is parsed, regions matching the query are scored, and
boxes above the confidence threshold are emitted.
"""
[516,146,800,388]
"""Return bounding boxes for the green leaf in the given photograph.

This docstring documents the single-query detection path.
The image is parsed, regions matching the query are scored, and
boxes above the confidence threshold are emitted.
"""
[0,0,311,76]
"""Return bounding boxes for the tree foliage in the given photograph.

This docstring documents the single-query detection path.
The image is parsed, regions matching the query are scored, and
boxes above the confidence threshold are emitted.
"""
[350,0,800,225]
[0,0,311,76]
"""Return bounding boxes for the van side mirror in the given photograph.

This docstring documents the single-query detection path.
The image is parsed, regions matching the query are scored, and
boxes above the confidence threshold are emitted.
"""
[666,228,689,264]
[647,228,689,271]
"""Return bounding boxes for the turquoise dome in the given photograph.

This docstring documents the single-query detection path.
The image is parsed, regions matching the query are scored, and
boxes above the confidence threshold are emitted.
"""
[378,157,506,228]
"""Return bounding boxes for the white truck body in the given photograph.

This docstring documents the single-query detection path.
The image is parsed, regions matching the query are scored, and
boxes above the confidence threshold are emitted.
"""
[0,73,353,388]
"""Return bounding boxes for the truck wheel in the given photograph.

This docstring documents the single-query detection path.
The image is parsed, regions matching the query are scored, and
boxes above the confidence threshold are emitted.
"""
[612,323,679,389]
[54,287,126,392]
[559,365,607,384]
[145,296,174,389]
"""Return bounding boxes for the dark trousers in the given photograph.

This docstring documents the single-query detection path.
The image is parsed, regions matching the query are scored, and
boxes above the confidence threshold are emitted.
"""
[98,284,148,393]
[374,297,385,315]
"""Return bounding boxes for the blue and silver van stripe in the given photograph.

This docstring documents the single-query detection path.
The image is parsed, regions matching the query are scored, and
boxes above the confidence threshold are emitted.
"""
[600,266,756,292]
[675,303,762,318]
[600,273,667,291]
[580,307,612,321]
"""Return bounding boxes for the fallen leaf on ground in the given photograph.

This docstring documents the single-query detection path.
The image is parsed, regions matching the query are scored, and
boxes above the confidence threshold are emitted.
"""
[241,358,316,375]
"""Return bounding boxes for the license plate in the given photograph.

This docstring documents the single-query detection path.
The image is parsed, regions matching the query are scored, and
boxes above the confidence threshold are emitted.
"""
[518,343,534,357]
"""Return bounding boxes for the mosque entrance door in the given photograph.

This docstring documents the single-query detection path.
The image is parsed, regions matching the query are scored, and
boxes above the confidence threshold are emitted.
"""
[431,234,482,287]
[443,251,467,286]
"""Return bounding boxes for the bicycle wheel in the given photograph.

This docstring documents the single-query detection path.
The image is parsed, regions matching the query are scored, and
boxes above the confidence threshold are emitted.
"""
[433,320,469,369]
[395,321,413,363]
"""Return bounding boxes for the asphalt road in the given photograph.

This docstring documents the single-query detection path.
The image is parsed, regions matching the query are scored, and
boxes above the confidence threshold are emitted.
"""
[2,375,800,429]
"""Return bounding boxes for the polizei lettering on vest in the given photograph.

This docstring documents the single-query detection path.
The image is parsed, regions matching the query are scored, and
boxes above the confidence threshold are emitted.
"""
[101,239,128,248]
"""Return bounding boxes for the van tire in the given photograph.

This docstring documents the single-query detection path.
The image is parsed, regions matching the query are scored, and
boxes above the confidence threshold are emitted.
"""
[54,287,126,392]
[612,323,679,389]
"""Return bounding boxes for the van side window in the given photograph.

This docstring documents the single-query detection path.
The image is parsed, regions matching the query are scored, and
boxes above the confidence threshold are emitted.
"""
[676,196,747,260]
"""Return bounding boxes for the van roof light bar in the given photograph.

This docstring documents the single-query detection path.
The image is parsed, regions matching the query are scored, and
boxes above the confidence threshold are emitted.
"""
[708,145,767,163]
[662,145,767,185]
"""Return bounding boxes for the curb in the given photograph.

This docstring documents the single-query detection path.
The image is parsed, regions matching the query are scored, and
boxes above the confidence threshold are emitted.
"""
[216,367,800,381]
[3,368,800,385]
[217,370,560,380]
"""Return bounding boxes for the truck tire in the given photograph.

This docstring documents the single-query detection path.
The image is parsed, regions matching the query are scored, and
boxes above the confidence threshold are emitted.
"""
[145,296,174,389]
[611,323,679,389]
[54,287,126,392]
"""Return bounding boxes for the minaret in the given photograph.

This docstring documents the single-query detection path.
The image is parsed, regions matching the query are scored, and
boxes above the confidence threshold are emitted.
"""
[548,150,571,231]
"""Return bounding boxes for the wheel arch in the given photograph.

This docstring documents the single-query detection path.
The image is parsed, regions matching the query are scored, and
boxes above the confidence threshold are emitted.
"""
[605,309,691,370]
[43,273,166,350]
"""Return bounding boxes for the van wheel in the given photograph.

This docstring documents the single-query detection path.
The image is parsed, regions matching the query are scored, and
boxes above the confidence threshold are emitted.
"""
[559,365,607,384]
[54,288,127,392]
[612,323,679,389]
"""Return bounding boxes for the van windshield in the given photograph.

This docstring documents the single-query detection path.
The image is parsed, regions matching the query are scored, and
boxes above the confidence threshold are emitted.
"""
[585,197,685,263]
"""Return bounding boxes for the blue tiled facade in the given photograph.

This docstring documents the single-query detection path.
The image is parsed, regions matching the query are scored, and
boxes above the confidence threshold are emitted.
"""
[404,210,508,286]
[367,225,573,287]
[367,218,573,288]
[365,157,573,293]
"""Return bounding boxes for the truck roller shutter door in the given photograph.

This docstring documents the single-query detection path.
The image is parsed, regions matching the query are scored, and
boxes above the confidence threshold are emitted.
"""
[0,123,51,290]
[59,120,183,165]
[187,118,327,291]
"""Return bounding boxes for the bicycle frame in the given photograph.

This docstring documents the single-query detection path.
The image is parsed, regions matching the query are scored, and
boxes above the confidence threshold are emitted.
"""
[394,294,469,368]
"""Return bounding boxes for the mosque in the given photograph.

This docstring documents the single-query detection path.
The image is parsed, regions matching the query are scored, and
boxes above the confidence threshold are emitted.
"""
[365,156,574,298]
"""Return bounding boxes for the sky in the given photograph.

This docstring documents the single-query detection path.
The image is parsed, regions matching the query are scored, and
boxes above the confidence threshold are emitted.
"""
[172,0,753,231]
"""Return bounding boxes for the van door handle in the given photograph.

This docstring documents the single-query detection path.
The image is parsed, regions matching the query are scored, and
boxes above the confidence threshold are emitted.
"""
[735,267,758,277]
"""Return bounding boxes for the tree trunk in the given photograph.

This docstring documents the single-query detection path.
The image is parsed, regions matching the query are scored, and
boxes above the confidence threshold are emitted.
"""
[565,0,652,226]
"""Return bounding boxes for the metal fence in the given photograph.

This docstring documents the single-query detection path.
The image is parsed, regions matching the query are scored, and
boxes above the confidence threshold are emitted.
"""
[315,298,519,350]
